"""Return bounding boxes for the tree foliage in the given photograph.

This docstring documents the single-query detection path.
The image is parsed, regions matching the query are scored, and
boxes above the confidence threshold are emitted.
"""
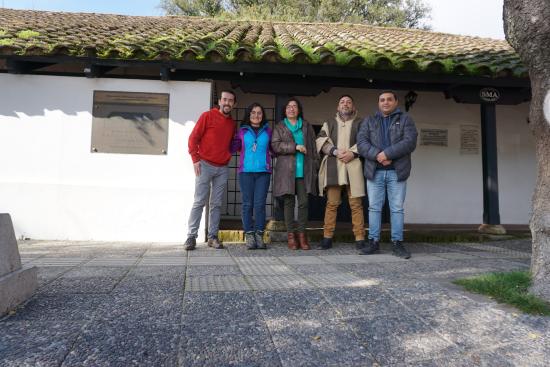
[159,0,431,29]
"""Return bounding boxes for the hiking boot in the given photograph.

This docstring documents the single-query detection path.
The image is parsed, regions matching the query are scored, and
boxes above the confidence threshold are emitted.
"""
[318,237,332,250]
[245,232,257,250]
[255,231,267,250]
[359,239,379,255]
[184,237,196,251]
[297,232,310,250]
[355,240,366,250]
[392,241,411,259]
[287,232,299,250]
[207,236,224,249]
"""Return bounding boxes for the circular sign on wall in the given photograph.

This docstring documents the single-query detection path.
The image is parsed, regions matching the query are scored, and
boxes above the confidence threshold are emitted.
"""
[480,87,501,103]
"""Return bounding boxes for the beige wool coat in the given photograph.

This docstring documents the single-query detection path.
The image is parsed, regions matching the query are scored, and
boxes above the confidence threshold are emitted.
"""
[316,114,365,198]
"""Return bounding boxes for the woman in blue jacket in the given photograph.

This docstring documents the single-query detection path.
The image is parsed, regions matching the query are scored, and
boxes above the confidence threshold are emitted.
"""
[232,102,272,249]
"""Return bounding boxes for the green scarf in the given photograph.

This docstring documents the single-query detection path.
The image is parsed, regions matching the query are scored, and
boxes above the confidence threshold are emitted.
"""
[284,117,304,178]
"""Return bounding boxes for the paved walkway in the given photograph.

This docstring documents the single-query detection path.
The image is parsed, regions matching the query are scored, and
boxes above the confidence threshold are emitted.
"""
[1,239,548,366]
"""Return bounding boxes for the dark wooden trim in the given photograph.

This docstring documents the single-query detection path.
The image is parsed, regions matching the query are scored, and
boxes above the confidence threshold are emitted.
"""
[84,64,116,78]
[480,103,501,225]
[1,55,530,88]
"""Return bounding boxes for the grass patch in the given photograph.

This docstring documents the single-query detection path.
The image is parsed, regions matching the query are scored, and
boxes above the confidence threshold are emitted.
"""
[453,271,550,316]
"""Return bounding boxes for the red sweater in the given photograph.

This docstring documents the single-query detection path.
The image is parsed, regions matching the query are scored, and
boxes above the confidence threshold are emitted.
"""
[188,108,236,165]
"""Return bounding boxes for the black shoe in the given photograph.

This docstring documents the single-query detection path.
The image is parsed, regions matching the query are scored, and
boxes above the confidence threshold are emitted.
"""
[255,231,267,250]
[355,240,366,250]
[318,237,332,250]
[392,241,411,259]
[359,239,379,255]
[245,232,257,250]
[207,236,224,249]
[184,237,196,251]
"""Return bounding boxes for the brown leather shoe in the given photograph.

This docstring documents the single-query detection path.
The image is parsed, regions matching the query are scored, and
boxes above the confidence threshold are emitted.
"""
[287,232,299,250]
[297,232,310,250]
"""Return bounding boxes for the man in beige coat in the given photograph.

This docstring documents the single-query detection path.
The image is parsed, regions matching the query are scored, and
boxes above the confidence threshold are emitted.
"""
[316,95,365,250]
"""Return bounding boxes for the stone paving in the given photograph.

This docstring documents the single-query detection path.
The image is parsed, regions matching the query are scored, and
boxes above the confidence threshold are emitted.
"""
[1,239,548,366]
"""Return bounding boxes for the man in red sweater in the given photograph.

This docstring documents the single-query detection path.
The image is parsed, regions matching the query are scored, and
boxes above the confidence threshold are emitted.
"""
[184,90,237,250]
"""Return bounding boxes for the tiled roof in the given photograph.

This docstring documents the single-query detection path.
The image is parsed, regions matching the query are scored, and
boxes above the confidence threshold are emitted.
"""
[0,8,526,78]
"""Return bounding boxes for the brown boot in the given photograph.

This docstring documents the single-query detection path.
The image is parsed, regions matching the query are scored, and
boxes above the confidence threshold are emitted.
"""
[287,232,299,250]
[297,232,310,250]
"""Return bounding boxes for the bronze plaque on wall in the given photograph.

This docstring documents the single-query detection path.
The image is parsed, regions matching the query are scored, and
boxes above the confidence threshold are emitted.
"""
[91,91,169,155]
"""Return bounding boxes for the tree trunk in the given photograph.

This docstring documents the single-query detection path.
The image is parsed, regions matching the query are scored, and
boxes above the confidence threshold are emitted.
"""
[504,0,550,301]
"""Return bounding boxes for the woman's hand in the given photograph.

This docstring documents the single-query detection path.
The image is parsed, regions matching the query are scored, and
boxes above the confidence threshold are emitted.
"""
[296,145,307,154]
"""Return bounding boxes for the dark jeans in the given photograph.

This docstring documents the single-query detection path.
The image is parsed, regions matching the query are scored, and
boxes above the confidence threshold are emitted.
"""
[239,172,271,232]
[282,178,308,232]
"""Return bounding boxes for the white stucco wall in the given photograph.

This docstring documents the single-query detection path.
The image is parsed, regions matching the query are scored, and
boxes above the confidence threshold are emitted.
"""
[0,74,211,242]
[229,85,535,225]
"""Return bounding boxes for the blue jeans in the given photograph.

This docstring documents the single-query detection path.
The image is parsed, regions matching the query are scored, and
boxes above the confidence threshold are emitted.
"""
[367,169,407,242]
[239,172,271,232]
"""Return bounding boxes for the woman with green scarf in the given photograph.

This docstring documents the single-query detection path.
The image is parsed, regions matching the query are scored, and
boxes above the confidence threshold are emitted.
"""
[271,98,319,250]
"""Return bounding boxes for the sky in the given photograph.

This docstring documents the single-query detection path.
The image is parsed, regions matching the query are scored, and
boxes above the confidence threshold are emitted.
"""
[1,0,505,40]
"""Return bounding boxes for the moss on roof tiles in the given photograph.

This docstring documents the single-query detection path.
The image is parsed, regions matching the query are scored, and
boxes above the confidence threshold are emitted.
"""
[0,8,527,78]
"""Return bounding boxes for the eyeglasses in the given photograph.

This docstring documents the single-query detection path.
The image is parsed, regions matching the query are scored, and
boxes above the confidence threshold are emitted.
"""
[286,105,298,110]
[250,111,263,115]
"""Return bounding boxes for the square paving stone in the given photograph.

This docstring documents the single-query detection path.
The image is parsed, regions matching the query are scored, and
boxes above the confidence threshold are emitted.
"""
[186,265,242,276]
[188,256,236,266]
[377,260,505,280]
[85,258,140,266]
[32,257,89,267]
[265,317,374,367]
[240,264,296,276]
[418,305,546,351]
[322,287,411,319]
[36,266,73,286]
[278,256,327,265]
[472,339,550,367]
[234,256,282,266]
[255,289,336,320]
[433,252,481,260]
[61,318,179,367]
[185,276,250,292]
[385,280,482,312]
[142,248,186,257]
[182,291,259,324]
[301,272,368,288]
[38,276,125,295]
[137,257,187,266]
[246,275,311,290]
[320,255,371,264]
[179,319,281,367]
[0,320,84,367]
[346,314,459,365]
[289,264,342,274]
[93,291,183,324]
[187,248,230,256]
[5,293,109,322]
[37,266,130,295]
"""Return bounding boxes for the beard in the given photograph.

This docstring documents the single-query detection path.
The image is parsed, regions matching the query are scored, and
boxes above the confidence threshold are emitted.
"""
[220,105,232,115]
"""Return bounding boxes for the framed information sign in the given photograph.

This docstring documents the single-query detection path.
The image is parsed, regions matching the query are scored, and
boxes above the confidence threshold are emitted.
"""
[91,91,169,155]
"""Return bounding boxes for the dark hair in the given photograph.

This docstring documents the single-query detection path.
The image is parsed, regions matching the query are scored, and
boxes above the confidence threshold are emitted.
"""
[242,102,268,127]
[219,90,237,103]
[338,94,354,103]
[378,90,398,101]
[282,97,304,120]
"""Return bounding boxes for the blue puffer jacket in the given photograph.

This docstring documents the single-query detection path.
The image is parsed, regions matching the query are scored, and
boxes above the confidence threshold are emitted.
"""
[357,109,418,181]
[231,124,272,173]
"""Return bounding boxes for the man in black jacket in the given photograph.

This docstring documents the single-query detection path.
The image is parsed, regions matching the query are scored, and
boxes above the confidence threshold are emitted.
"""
[357,91,418,258]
